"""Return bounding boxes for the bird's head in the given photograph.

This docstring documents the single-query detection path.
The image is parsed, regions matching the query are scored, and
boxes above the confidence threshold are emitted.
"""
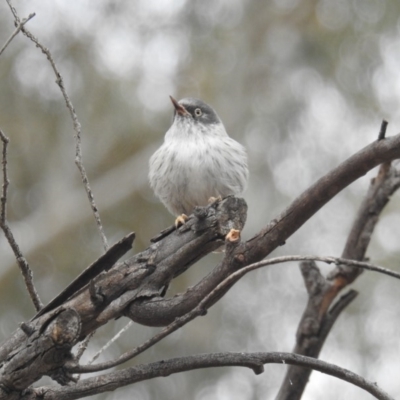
[169,96,222,127]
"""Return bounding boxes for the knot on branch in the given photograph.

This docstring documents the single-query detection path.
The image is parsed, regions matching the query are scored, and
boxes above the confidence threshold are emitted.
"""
[0,309,81,393]
[214,195,247,236]
[48,309,81,347]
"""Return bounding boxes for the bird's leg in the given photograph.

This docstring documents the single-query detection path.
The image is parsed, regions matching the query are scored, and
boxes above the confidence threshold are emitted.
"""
[175,213,188,228]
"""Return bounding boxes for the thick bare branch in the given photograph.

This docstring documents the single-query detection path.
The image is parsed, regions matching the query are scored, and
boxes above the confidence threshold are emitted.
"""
[128,133,400,325]
[0,197,246,393]
[0,133,398,395]
[0,309,80,398]
[332,161,400,282]
[241,135,400,264]
[277,160,400,400]
[1,110,400,395]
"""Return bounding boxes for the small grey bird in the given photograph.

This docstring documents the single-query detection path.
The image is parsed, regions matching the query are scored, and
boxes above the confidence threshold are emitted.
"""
[149,96,248,225]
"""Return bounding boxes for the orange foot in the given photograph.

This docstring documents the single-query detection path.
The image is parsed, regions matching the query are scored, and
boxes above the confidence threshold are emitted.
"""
[225,228,240,242]
[208,195,223,204]
[175,214,188,228]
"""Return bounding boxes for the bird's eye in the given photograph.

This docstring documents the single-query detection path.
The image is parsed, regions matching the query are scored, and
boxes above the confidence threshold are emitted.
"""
[194,108,202,117]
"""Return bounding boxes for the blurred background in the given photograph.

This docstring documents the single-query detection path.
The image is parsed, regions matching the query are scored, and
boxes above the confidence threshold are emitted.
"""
[1,0,400,399]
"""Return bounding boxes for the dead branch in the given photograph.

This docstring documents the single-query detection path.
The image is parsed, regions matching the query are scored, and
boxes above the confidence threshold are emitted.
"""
[1,124,399,397]
[0,197,246,394]
[0,12,35,57]
[2,5,400,396]
[127,133,400,326]
[15,352,393,400]
[71,252,397,374]
[0,130,42,311]
[276,159,400,400]
[5,0,108,251]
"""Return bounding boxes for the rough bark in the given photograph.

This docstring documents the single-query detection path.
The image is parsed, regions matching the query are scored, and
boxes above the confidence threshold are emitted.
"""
[276,162,400,400]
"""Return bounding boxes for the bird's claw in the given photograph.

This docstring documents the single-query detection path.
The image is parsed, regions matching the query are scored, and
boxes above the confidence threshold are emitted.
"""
[225,228,240,242]
[208,195,222,205]
[175,214,188,228]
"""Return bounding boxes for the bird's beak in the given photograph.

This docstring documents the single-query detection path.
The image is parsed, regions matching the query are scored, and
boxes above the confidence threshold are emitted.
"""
[170,96,190,116]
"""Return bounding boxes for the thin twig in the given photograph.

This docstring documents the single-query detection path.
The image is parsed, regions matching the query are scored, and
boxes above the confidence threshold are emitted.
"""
[5,0,109,252]
[72,332,97,381]
[88,321,134,365]
[75,322,134,381]
[378,120,388,141]
[5,0,18,21]
[0,132,8,221]
[74,331,96,368]
[71,254,396,373]
[0,12,35,57]
[0,130,42,311]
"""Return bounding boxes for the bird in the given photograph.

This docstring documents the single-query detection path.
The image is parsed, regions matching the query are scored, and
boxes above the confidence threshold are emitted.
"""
[149,96,248,226]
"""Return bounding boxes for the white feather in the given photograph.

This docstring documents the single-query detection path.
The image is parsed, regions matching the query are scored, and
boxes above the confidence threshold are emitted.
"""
[149,100,248,216]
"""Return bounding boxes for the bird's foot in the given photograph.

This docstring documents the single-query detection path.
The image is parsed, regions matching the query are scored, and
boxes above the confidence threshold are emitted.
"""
[225,228,240,242]
[208,195,223,205]
[175,213,188,228]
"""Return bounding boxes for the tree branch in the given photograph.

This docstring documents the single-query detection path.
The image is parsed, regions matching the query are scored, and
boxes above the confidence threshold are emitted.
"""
[0,130,398,396]
[71,252,396,374]
[1,81,400,395]
[0,309,80,398]
[32,233,136,320]
[276,159,400,399]
[0,12,35,57]
[0,197,246,393]
[6,0,109,252]
[127,133,400,326]
[241,135,400,265]
[20,352,393,400]
[0,130,42,311]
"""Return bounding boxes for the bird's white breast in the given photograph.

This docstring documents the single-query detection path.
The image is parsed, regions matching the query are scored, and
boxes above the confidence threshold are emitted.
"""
[149,120,248,215]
